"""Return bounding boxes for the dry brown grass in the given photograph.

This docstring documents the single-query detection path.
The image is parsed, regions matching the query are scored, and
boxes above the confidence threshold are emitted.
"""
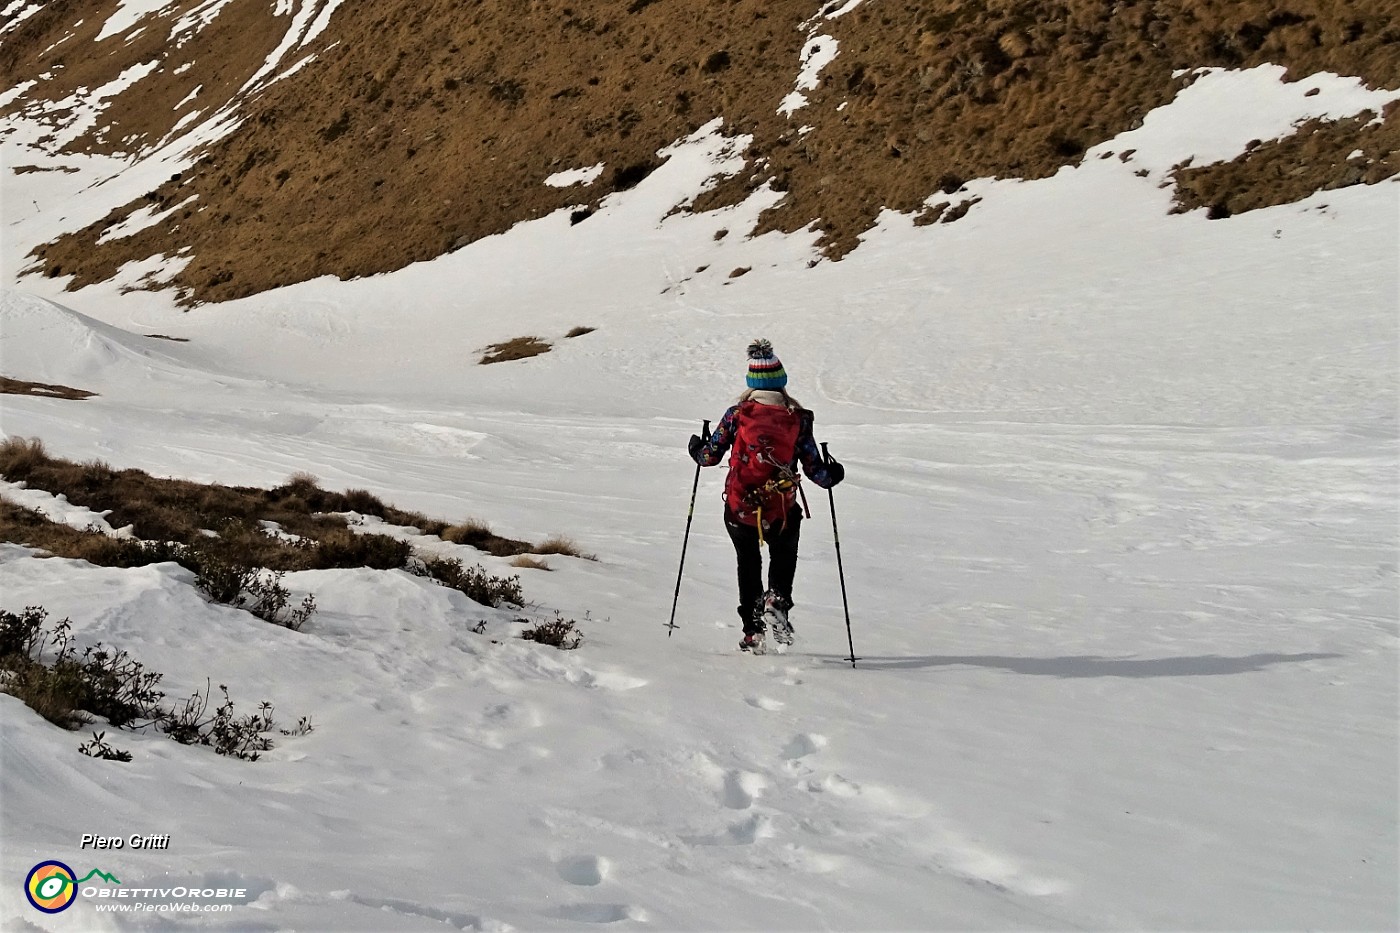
[284,471,320,491]
[565,326,596,338]
[341,487,387,515]
[9,0,1395,302]
[1173,101,1400,217]
[0,377,96,400]
[532,535,596,561]
[443,518,533,557]
[442,517,491,542]
[1,445,425,570]
[0,436,50,477]
[0,501,191,567]
[0,440,578,574]
[480,336,552,365]
[509,555,552,571]
[394,511,449,537]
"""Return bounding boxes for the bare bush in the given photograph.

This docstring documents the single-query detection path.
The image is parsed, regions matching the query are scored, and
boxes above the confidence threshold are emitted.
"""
[410,556,524,607]
[2,606,309,762]
[520,613,583,649]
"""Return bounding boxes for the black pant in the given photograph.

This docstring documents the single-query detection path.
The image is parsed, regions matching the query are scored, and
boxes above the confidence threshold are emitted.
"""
[725,507,802,634]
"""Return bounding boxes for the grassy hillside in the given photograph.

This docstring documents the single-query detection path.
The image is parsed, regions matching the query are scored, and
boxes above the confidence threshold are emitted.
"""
[3,0,1397,304]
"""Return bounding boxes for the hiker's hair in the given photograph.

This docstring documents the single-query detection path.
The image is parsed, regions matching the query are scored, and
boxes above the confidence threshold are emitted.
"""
[737,387,804,410]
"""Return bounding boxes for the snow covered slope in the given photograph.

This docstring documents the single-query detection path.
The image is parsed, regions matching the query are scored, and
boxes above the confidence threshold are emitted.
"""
[1,67,1396,931]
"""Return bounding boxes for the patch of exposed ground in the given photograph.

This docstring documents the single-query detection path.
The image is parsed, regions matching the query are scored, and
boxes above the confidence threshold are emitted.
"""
[480,336,552,365]
[1172,100,1400,217]
[0,375,96,400]
[3,0,1397,305]
[0,437,594,567]
[0,437,562,563]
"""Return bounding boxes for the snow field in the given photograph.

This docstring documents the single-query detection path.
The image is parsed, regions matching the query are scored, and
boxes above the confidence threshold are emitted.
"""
[0,64,1396,931]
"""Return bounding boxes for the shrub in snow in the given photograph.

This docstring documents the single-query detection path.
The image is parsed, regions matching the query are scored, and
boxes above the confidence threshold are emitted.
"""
[519,613,583,650]
[0,607,164,731]
[282,471,321,495]
[410,556,524,608]
[193,550,259,604]
[193,555,317,630]
[79,731,132,762]
[0,605,311,762]
[162,683,282,762]
[341,487,387,515]
[311,528,412,570]
[101,537,191,568]
[241,572,318,632]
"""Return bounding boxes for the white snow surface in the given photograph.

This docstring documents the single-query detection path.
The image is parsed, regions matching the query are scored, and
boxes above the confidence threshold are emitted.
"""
[779,35,839,117]
[95,0,178,42]
[0,65,1396,932]
[0,480,132,537]
[545,163,606,188]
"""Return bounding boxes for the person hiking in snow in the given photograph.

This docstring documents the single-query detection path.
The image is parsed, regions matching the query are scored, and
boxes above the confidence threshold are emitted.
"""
[688,339,845,653]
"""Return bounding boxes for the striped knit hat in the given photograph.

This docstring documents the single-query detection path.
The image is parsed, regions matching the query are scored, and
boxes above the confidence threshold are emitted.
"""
[746,339,788,389]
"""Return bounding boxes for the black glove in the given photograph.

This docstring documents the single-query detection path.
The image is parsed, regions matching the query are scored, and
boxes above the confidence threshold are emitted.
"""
[688,434,706,463]
[822,458,845,487]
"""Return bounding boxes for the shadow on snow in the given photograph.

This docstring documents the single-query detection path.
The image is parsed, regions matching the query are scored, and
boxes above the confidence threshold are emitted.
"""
[813,652,1343,677]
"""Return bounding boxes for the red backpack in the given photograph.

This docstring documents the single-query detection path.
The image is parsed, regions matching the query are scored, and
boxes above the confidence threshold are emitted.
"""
[725,400,802,528]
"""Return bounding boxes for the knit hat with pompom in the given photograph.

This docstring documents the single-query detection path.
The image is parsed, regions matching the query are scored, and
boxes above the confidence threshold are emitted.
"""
[746,339,787,390]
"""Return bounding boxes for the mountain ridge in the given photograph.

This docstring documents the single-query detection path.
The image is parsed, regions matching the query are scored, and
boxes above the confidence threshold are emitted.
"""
[3,0,1397,305]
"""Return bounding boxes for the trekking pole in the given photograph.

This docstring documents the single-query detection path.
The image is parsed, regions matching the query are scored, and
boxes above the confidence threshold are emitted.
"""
[821,442,859,667]
[667,419,710,637]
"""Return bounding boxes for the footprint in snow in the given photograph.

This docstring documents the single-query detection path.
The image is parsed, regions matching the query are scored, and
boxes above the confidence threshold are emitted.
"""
[805,773,862,798]
[554,903,648,924]
[921,834,1070,898]
[776,666,804,686]
[557,854,611,886]
[484,701,543,729]
[782,733,827,759]
[721,770,767,810]
[744,695,784,711]
[779,842,848,876]
[683,813,776,847]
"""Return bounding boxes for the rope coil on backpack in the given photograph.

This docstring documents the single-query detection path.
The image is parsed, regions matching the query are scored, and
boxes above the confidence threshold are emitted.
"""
[745,454,811,545]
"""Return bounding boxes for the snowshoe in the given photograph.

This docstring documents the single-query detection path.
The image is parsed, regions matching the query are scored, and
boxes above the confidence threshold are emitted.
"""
[739,631,767,654]
[761,591,794,647]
